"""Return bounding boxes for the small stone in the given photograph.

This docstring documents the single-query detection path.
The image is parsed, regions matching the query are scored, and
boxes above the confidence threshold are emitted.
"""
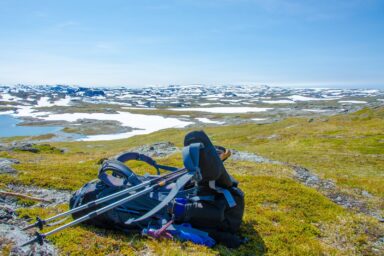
[361,190,372,198]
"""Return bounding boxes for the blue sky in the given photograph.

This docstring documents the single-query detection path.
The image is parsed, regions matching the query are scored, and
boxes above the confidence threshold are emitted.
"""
[0,0,383,88]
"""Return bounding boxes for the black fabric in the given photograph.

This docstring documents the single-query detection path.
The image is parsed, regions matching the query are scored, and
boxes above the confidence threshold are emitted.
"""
[184,130,233,188]
[184,187,244,230]
[69,179,167,232]
[206,230,243,249]
[179,130,245,248]
[174,185,245,248]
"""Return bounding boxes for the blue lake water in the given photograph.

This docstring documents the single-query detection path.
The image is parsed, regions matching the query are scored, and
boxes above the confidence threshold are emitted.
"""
[0,114,63,137]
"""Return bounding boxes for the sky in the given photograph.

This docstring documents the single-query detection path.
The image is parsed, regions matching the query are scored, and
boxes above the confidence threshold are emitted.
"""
[0,0,383,88]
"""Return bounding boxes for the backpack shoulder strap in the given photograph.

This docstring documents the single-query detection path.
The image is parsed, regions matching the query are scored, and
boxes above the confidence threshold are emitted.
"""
[183,143,236,208]
[182,143,203,180]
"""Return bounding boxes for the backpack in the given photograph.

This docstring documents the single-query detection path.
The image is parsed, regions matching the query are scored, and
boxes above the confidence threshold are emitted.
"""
[69,130,245,248]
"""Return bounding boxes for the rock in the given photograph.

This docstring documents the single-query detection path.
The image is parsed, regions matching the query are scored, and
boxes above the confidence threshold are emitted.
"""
[7,143,64,154]
[0,223,58,256]
[293,166,336,190]
[0,207,15,220]
[291,165,384,219]
[372,237,384,252]
[230,150,281,164]
[267,134,280,140]
[0,158,20,174]
[361,190,372,198]
[5,184,72,206]
[10,143,39,153]
[128,142,179,158]
[0,184,71,255]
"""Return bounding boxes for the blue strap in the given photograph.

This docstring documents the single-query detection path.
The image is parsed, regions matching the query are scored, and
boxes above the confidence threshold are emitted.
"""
[182,143,203,180]
[155,164,179,172]
[168,223,216,247]
[116,152,156,165]
[209,180,236,208]
[170,223,210,237]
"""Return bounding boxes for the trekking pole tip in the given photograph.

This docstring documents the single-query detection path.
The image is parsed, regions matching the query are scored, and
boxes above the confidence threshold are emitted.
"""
[20,232,45,247]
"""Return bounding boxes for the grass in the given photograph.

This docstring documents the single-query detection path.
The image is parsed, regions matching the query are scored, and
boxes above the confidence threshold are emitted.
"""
[14,162,382,255]
[1,106,383,255]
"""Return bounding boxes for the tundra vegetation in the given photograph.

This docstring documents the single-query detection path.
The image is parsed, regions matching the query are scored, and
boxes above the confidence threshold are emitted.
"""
[1,107,383,255]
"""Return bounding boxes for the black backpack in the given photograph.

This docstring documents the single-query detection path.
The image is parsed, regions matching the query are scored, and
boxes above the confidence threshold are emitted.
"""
[69,130,245,248]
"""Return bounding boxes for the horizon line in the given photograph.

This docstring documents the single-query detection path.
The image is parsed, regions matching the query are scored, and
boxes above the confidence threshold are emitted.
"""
[1,82,384,90]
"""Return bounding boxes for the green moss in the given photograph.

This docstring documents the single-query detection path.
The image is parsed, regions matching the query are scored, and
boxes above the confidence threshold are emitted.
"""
[16,197,37,207]
[2,106,383,255]
[16,174,381,255]
[0,151,12,158]
[30,133,57,141]
[33,144,63,153]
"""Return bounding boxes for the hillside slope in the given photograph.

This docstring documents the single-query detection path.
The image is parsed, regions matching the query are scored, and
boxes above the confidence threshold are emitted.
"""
[0,107,383,255]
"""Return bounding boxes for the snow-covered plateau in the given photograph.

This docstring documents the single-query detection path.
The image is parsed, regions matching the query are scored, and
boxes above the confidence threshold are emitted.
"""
[0,84,383,141]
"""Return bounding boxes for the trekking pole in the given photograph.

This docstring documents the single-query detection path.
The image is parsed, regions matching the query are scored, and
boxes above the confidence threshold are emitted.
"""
[21,169,188,247]
[22,168,187,231]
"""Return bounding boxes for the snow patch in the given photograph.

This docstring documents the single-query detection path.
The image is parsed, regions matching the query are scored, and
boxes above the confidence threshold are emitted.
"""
[302,109,328,113]
[288,95,340,101]
[195,118,224,124]
[36,112,193,141]
[0,110,15,115]
[168,107,272,113]
[36,97,53,107]
[262,100,295,104]
[0,93,22,102]
[338,100,367,104]
[53,96,72,106]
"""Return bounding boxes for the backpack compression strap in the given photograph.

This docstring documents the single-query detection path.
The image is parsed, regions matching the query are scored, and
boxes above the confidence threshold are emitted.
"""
[184,142,237,208]
[208,180,236,208]
[125,143,203,224]
[115,152,179,175]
